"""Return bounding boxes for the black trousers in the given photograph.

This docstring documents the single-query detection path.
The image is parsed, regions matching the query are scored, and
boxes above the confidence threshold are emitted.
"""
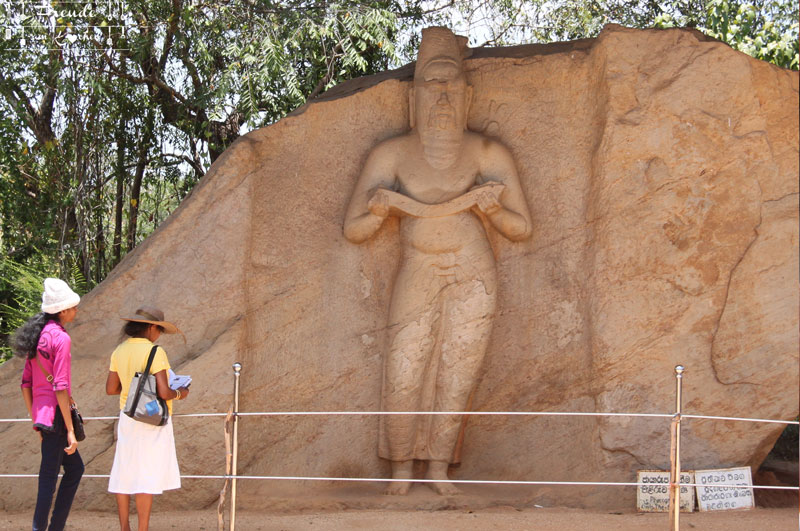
[32,414,84,531]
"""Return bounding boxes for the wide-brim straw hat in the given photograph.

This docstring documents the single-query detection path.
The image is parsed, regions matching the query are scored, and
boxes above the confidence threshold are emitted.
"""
[121,306,183,336]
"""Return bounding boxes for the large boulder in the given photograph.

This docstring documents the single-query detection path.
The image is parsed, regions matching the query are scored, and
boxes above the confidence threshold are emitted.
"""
[0,24,796,511]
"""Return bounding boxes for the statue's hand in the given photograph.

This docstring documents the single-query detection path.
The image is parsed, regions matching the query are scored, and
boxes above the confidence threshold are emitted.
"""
[475,188,502,216]
[368,188,392,218]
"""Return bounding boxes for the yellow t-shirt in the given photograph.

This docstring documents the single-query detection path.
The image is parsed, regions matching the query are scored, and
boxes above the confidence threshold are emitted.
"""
[109,337,173,415]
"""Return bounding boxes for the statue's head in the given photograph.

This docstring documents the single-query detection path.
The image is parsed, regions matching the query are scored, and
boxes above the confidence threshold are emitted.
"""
[411,27,472,168]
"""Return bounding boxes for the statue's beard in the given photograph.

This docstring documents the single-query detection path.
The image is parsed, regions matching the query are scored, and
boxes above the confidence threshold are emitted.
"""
[418,103,463,169]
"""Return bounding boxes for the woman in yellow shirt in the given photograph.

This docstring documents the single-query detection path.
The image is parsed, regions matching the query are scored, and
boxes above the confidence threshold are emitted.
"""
[105,306,190,531]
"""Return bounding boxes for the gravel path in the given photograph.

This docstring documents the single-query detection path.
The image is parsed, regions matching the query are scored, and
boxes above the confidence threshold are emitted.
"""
[1,507,796,530]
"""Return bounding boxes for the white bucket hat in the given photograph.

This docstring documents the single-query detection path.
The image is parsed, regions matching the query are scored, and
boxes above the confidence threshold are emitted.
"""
[41,278,80,314]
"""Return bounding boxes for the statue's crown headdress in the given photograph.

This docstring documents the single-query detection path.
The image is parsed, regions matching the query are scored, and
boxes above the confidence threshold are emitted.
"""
[414,27,471,79]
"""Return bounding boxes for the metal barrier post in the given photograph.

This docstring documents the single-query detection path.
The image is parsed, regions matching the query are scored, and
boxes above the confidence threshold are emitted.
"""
[668,365,684,531]
[230,363,242,531]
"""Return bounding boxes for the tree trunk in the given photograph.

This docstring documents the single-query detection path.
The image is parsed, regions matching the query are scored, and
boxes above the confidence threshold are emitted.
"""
[127,110,154,251]
[73,86,90,283]
[113,117,126,265]
[94,162,105,284]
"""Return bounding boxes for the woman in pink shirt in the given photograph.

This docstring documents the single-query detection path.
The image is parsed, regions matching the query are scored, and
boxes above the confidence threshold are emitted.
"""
[13,278,84,531]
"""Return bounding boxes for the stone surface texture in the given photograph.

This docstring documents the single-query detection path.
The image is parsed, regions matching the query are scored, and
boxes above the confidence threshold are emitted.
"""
[0,25,797,511]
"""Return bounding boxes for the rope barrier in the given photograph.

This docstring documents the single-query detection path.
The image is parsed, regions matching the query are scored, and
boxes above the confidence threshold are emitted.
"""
[0,412,231,423]
[1,473,796,490]
[2,411,797,424]
[235,411,675,418]
[682,414,799,425]
[2,363,797,531]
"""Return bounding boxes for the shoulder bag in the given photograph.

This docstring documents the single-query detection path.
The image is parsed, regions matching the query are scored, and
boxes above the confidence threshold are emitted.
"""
[124,345,169,426]
[34,354,86,441]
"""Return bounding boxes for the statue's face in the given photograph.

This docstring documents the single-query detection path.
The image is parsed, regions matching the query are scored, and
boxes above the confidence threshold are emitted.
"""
[413,59,469,139]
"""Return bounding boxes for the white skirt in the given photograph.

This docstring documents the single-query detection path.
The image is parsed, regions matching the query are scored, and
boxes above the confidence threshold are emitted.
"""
[108,411,181,494]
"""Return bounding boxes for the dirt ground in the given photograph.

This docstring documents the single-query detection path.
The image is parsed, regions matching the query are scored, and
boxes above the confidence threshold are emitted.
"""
[3,458,795,529]
[1,507,797,530]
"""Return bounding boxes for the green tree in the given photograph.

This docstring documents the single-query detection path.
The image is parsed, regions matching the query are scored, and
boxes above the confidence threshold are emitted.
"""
[90,0,404,164]
[428,0,797,69]
[702,0,798,68]
[0,0,406,274]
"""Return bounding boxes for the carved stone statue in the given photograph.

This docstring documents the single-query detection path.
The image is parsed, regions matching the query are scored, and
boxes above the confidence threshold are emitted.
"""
[343,27,532,495]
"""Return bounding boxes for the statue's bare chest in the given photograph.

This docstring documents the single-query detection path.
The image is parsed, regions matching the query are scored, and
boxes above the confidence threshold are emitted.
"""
[395,156,478,204]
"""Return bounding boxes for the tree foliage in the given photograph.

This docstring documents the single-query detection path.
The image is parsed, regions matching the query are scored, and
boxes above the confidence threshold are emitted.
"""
[430,0,798,69]
[0,0,797,362]
[701,0,799,68]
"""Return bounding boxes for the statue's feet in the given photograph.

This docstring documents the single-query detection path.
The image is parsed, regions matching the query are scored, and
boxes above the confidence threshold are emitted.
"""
[427,480,461,496]
[384,460,413,496]
[384,480,413,495]
[425,460,461,496]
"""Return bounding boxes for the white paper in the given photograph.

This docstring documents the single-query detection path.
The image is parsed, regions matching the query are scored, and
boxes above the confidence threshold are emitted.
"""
[168,369,192,390]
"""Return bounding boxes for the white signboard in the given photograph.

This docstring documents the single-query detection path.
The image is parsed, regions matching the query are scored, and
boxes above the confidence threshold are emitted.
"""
[695,467,754,511]
[636,470,695,512]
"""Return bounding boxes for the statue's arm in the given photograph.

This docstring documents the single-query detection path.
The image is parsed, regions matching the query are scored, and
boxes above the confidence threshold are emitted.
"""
[343,144,398,243]
[476,140,532,241]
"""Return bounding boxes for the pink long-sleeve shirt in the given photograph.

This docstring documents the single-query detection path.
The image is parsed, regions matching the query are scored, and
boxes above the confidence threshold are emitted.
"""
[20,320,72,431]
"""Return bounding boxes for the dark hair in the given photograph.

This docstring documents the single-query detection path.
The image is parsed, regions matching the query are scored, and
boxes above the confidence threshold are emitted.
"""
[11,312,60,360]
[121,321,164,339]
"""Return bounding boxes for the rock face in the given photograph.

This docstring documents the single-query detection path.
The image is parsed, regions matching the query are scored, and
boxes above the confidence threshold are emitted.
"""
[0,25,796,511]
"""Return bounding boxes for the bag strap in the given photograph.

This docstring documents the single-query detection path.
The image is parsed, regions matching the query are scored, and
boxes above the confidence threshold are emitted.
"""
[35,352,77,410]
[34,354,54,383]
[127,345,159,417]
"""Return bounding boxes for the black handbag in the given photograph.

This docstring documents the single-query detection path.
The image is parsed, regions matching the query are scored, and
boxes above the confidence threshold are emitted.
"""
[35,354,86,441]
[124,346,169,426]
[70,404,85,441]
